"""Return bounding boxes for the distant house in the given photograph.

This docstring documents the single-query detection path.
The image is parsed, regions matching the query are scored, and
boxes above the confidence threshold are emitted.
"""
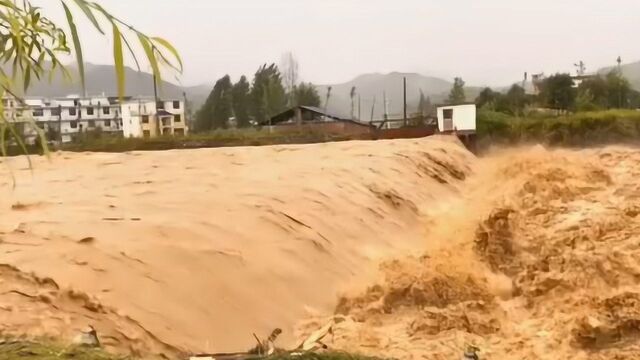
[265,105,373,136]
[571,74,597,88]
[436,103,476,135]
[121,99,188,138]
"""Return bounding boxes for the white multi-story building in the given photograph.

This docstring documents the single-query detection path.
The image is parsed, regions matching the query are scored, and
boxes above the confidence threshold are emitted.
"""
[2,95,187,144]
[121,98,187,138]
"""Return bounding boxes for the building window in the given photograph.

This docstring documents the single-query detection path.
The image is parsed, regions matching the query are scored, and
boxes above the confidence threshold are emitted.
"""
[173,101,180,109]
[69,108,77,116]
[156,101,165,110]
[70,121,78,129]
[104,119,111,127]
[141,115,149,124]
[143,130,151,138]
[87,107,95,115]
[33,108,44,117]
[87,120,95,128]
[51,107,61,116]
[174,114,181,123]
[73,99,79,106]
[103,107,110,115]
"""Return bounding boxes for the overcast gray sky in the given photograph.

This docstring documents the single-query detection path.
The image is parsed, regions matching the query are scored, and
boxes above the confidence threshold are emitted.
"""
[36,0,639,87]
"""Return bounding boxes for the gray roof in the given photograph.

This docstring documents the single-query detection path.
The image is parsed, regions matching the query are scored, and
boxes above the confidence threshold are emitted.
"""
[267,105,346,125]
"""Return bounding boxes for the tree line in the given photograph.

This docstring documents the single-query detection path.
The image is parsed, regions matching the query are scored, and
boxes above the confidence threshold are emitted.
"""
[472,70,639,116]
[195,56,322,132]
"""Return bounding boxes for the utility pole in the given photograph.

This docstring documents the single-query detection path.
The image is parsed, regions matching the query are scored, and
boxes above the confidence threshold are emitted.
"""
[58,105,62,145]
[183,91,189,129]
[383,91,388,122]
[617,56,623,108]
[358,94,361,121]
[370,96,376,123]
[403,77,407,126]
[153,73,160,136]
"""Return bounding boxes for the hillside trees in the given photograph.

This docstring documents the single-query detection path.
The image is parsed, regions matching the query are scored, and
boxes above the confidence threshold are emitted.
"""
[196,75,233,130]
[196,61,325,130]
[250,64,287,123]
[292,83,321,107]
[539,73,575,111]
[232,76,251,128]
[448,77,466,104]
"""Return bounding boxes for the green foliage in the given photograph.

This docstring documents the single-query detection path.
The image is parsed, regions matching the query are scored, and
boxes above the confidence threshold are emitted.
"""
[211,75,233,129]
[476,87,498,110]
[250,64,287,124]
[448,77,466,104]
[60,128,357,153]
[538,73,575,111]
[477,109,640,147]
[476,85,527,116]
[606,70,634,108]
[197,75,233,130]
[498,84,527,116]
[417,90,433,116]
[232,75,251,128]
[577,75,608,110]
[266,352,383,360]
[292,82,321,107]
[0,340,125,360]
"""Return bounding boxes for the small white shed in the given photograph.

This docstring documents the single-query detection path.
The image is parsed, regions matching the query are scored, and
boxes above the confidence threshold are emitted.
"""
[436,103,476,133]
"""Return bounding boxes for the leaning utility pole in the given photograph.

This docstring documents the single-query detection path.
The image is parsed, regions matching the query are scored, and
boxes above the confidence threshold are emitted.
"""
[58,104,62,145]
[383,91,388,122]
[403,77,407,126]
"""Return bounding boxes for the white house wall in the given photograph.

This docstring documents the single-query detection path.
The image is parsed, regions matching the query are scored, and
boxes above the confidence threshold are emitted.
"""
[436,104,477,132]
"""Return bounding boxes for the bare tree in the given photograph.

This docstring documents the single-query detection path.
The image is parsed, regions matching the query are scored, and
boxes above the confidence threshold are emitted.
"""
[281,52,299,106]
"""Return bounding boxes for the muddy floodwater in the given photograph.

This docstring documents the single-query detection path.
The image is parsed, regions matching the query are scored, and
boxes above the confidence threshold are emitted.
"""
[1,137,639,359]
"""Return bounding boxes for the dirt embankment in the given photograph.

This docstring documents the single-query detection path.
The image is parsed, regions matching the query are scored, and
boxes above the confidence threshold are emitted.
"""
[307,144,640,360]
[0,136,473,358]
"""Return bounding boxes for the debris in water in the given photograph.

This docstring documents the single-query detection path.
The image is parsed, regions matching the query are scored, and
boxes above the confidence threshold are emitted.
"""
[72,325,100,347]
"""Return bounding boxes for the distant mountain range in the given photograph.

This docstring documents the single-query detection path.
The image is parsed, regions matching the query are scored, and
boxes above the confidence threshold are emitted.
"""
[18,60,640,120]
[315,72,482,120]
[20,63,210,113]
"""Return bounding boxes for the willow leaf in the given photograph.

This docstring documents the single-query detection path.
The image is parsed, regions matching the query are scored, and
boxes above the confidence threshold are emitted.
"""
[71,0,104,34]
[112,24,125,98]
[137,34,162,87]
[151,37,182,72]
[62,1,85,94]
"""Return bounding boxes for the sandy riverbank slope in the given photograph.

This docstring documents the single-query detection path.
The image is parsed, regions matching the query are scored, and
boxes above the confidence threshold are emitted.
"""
[0,136,473,358]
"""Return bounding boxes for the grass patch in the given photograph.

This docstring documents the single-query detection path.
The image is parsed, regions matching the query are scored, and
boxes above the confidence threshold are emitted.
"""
[0,341,125,360]
[266,352,382,360]
[477,109,640,147]
[58,129,356,153]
